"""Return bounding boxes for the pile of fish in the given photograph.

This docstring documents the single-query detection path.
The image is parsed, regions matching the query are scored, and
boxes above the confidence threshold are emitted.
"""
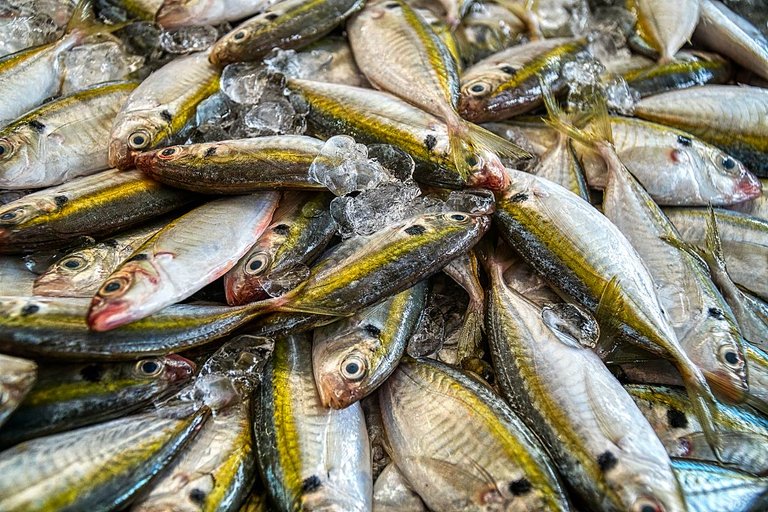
[1,0,768,510]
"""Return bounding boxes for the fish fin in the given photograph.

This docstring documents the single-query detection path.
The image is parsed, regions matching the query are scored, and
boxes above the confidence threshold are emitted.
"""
[593,276,624,358]
[703,206,730,275]
[601,344,659,364]
[66,0,127,39]
[541,76,613,147]
[676,364,726,461]
[456,301,484,364]
[659,235,710,272]
[746,395,768,417]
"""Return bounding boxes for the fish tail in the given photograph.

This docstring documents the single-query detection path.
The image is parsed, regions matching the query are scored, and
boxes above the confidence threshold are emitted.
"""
[66,0,127,40]
[541,77,613,148]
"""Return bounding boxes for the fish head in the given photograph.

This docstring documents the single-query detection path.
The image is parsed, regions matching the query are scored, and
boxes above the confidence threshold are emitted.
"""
[465,149,511,191]
[0,127,39,187]
[87,260,161,331]
[313,331,381,409]
[224,248,274,305]
[695,319,748,404]
[133,143,197,175]
[109,112,167,170]
[33,250,99,297]
[459,65,523,123]
[209,17,270,66]
[0,194,61,243]
[156,354,197,383]
[156,0,211,29]
[700,147,761,204]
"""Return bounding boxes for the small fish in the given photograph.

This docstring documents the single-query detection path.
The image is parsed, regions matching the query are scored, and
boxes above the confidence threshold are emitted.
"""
[627,0,701,62]
[254,334,372,511]
[634,85,768,177]
[225,192,335,305]
[312,282,427,409]
[0,168,192,254]
[87,193,279,331]
[672,458,768,512]
[0,354,36,428]
[0,355,195,446]
[459,38,589,122]
[134,136,327,194]
[0,401,208,512]
[109,50,221,169]
[379,356,570,511]
[156,0,275,28]
[372,463,426,512]
[209,0,364,65]
[0,81,137,189]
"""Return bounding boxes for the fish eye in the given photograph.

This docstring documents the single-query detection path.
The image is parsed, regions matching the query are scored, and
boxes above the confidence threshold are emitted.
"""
[245,252,271,275]
[467,81,490,96]
[0,138,13,159]
[0,210,18,221]
[385,1,400,8]
[233,30,247,40]
[718,345,743,369]
[340,354,367,381]
[60,256,86,271]
[676,135,692,147]
[159,147,178,158]
[721,156,736,170]
[136,359,162,376]
[128,130,151,150]
[100,276,129,296]
[448,213,469,222]
[0,207,24,224]
[631,497,664,512]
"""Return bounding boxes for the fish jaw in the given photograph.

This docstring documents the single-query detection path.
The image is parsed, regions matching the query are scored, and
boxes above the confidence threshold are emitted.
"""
[108,137,134,170]
[164,354,197,382]
[734,171,763,203]
[87,297,136,332]
[315,370,360,409]
[469,157,511,191]
[224,273,268,306]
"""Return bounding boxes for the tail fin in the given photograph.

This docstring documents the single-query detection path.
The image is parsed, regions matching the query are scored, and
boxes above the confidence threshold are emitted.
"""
[540,77,613,148]
[66,0,127,39]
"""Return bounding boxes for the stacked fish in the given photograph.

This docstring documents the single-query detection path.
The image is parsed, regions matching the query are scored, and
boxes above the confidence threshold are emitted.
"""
[1,0,768,510]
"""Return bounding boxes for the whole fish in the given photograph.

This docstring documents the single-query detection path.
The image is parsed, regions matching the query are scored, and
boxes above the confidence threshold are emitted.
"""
[0,256,35,295]
[626,384,768,475]
[209,0,364,65]
[372,463,426,512]
[33,221,165,297]
[572,116,761,206]
[0,355,195,446]
[0,168,192,254]
[458,38,589,122]
[0,402,208,512]
[0,81,136,189]
[134,136,327,194]
[627,0,701,62]
[634,85,768,176]
[664,207,768,300]
[312,282,427,409]
[254,334,372,511]
[87,193,279,331]
[379,356,570,511]
[347,0,528,187]
[224,192,335,305]
[288,78,526,189]
[109,50,220,169]
[695,0,768,81]
[485,248,687,512]
[156,0,275,28]
[672,458,768,512]
[0,353,36,428]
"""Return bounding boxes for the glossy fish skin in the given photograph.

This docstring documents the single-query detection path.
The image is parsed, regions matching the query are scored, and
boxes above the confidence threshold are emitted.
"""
[730,179,768,221]
[459,38,589,122]
[486,252,686,512]
[0,355,194,447]
[0,296,264,360]
[156,0,273,28]
[0,402,208,512]
[0,168,192,254]
[87,193,279,332]
[625,384,768,475]
[0,354,36,428]
[634,85,768,176]
[225,192,335,305]
[454,3,526,64]
[696,0,768,81]
[672,458,768,512]
[533,132,590,200]
[0,81,137,190]
[109,51,221,170]
[33,221,165,297]
[210,0,364,65]
[372,463,426,512]
[380,356,570,511]
[0,256,36,296]
[255,334,372,512]
[312,282,427,409]
[600,139,748,404]
[664,207,768,300]
[135,136,327,194]
[744,342,768,415]
[627,0,701,62]
[573,116,761,206]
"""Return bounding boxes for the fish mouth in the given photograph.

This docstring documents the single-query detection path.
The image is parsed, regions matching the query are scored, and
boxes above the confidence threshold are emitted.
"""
[469,160,511,191]
[706,369,749,404]
[458,96,488,123]
[316,374,360,409]
[132,151,154,172]
[164,354,197,381]
[108,139,135,170]
[225,279,268,306]
[87,299,134,332]
[32,275,73,296]
[735,172,762,203]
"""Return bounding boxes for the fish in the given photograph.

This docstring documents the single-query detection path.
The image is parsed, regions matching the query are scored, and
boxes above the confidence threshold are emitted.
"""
[156,0,276,28]
[730,179,768,221]
[664,207,768,300]
[347,0,528,190]
[209,0,364,65]
[695,0,768,81]
[379,356,570,511]
[442,249,488,365]
[458,38,590,122]
[744,341,768,416]
[109,50,220,169]
[0,355,195,447]
[634,85,768,177]
[134,136,328,194]
[87,193,279,331]
[0,256,36,295]
[672,458,768,512]
[484,247,687,512]
[627,0,701,62]
[571,116,761,206]
[0,168,193,254]
[0,353,36,428]
[453,2,526,64]
[254,334,372,511]
[33,220,165,297]
[224,192,335,305]
[625,384,768,475]
[312,282,427,409]
[287,78,529,189]
[0,81,137,189]
[372,463,426,512]
[0,401,208,512]
[529,118,590,200]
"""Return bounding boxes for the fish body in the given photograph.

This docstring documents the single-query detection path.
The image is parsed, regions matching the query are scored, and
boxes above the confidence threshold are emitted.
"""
[0,354,36,428]
[672,458,768,512]
[627,0,701,62]
[0,256,36,295]
[372,463,426,512]
[744,342,768,415]
[156,0,276,28]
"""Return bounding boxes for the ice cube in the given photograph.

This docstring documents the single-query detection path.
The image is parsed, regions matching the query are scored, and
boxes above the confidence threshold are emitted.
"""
[0,14,59,58]
[260,264,311,297]
[243,98,296,136]
[220,63,274,105]
[604,75,638,115]
[159,25,218,54]
[264,47,335,79]
[330,182,423,238]
[59,41,144,95]
[309,136,390,196]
